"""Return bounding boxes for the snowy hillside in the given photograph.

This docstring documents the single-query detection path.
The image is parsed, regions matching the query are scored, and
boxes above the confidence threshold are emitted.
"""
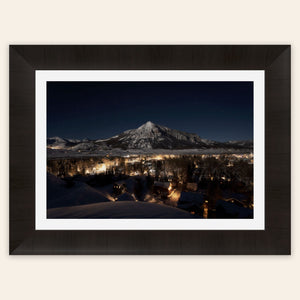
[48,201,196,219]
[47,173,110,209]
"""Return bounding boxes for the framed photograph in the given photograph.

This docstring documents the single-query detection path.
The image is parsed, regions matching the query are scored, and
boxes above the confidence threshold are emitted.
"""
[10,45,290,254]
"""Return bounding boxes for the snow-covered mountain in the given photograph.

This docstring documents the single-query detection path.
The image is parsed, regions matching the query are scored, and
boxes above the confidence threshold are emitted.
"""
[47,137,78,149]
[47,121,253,152]
[227,140,254,148]
[102,121,217,149]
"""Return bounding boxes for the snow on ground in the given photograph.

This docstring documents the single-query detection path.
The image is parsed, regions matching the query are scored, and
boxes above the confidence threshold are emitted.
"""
[48,147,252,159]
[177,192,205,210]
[47,201,197,219]
[117,192,136,202]
[47,173,110,209]
[47,173,252,219]
[216,199,253,218]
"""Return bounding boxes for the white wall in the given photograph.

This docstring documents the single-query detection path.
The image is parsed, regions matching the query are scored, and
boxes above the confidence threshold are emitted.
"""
[0,1,298,300]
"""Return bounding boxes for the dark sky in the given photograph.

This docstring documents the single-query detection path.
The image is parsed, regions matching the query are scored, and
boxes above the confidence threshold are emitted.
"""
[47,81,253,142]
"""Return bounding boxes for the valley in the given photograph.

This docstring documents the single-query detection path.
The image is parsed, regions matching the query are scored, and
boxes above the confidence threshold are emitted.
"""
[47,121,253,219]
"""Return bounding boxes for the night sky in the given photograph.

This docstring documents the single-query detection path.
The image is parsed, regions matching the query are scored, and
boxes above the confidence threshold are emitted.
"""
[47,81,253,142]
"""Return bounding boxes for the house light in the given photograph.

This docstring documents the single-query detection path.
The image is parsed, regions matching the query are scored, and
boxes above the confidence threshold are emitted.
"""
[95,163,106,173]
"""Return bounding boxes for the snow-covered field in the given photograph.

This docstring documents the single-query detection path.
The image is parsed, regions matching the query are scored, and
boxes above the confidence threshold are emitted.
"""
[48,147,252,159]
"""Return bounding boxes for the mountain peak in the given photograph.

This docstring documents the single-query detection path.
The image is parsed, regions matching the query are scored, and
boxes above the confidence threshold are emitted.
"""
[138,121,156,130]
[145,120,155,126]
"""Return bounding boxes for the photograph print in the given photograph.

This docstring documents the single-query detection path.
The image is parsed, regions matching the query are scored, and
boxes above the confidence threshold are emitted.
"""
[46,79,254,220]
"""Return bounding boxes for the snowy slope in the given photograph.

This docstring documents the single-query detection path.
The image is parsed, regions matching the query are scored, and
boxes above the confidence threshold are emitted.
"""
[47,173,110,209]
[47,201,197,218]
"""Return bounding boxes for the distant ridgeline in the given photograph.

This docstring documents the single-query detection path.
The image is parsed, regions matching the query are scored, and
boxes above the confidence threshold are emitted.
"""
[47,121,253,156]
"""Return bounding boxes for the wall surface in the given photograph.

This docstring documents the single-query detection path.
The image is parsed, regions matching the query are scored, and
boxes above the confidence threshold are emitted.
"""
[0,1,298,299]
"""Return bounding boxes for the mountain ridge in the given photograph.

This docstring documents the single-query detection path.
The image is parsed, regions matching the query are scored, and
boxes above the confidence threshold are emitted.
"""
[47,121,253,152]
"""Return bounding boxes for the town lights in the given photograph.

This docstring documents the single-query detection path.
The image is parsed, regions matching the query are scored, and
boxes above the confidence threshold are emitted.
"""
[96,163,107,173]
[153,155,163,160]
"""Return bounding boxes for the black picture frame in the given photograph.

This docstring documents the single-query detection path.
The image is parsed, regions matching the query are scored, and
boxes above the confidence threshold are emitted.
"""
[9,45,291,255]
